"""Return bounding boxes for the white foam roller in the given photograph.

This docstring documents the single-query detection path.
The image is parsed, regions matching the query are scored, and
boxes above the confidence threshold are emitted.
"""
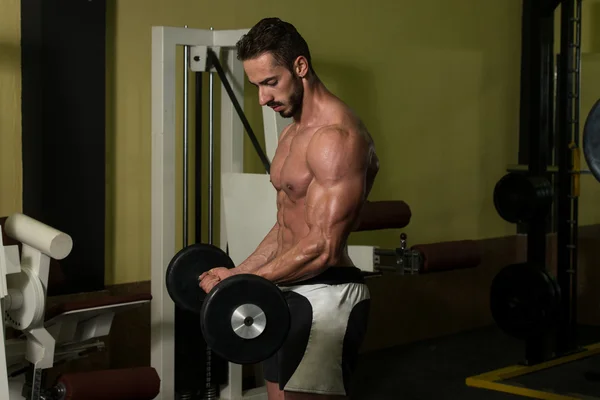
[4,213,73,260]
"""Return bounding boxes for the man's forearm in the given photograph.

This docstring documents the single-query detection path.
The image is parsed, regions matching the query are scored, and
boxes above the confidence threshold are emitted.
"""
[254,233,331,284]
[235,224,280,273]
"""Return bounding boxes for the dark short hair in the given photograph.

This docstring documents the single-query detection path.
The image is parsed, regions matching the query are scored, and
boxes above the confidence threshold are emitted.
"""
[236,17,313,73]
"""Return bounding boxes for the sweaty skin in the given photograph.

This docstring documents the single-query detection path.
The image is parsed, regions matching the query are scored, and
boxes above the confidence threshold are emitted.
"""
[253,115,378,284]
[199,53,379,295]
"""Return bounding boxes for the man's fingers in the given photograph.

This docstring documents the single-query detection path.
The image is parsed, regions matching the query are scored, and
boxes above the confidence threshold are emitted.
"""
[200,279,210,292]
[199,274,220,293]
[208,267,226,275]
[200,268,218,279]
[198,267,232,294]
[199,268,221,280]
[200,275,218,285]
[201,281,216,293]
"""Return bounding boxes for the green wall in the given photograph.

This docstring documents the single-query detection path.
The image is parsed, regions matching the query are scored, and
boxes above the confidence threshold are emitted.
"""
[0,0,22,217]
[104,0,600,284]
[2,0,600,285]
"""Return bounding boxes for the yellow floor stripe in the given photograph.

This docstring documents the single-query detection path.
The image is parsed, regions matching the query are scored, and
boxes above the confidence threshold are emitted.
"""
[467,378,581,400]
[465,342,600,399]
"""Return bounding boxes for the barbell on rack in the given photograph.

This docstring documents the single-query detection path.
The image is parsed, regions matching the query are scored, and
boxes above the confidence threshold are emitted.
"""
[488,97,600,341]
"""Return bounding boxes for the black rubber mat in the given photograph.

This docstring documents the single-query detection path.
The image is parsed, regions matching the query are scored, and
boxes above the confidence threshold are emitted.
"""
[507,349,600,399]
[351,325,600,399]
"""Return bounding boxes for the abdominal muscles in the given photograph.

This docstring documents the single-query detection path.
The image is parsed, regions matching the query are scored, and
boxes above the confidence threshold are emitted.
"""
[273,190,354,267]
[274,191,309,257]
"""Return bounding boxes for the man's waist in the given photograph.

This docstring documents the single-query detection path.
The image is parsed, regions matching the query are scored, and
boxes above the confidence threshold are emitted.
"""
[278,266,365,287]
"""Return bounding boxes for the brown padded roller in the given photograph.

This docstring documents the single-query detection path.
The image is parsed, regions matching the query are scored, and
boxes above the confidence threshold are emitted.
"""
[411,240,482,273]
[56,367,160,400]
[355,200,412,231]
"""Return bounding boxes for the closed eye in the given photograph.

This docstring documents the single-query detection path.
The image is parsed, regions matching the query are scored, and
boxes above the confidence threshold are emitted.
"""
[259,76,278,86]
[248,77,278,87]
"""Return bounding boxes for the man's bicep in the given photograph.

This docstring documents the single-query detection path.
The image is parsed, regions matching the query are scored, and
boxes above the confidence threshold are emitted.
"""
[305,168,366,235]
[304,129,371,255]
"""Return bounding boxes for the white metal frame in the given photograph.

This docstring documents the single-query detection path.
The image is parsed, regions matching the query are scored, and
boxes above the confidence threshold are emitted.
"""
[0,214,69,400]
[151,26,291,400]
[0,213,151,400]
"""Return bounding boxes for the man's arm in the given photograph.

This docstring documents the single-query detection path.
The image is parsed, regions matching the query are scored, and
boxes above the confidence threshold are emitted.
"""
[235,223,279,273]
[253,127,370,284]
[204,124,292,281]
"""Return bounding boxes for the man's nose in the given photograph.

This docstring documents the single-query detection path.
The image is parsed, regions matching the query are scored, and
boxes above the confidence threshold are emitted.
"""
[258,88,273,106]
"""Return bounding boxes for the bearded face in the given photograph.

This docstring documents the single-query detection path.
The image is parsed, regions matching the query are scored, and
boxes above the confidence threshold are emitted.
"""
[244,52,305,119]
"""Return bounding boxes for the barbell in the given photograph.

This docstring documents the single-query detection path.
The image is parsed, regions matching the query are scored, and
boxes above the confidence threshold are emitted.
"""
[165,243,291,364]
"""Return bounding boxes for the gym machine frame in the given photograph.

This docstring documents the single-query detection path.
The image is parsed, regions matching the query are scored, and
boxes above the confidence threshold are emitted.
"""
[150,26,290,400]
[467,0,600,398]
[0,215,72,400]
[1,214,153,400]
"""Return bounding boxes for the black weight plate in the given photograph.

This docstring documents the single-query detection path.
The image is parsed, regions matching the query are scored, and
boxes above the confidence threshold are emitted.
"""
[201,274,290,365]
[493,173,553,224]
[165,243,234,314]
[490,263,560,340]
[583,98,600,183]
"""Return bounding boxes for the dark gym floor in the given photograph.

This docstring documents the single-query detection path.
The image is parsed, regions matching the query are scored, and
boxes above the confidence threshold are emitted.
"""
[351,325,600,399]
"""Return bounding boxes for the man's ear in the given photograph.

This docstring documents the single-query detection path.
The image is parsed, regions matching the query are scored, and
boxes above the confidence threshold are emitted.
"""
[294,56,309,78]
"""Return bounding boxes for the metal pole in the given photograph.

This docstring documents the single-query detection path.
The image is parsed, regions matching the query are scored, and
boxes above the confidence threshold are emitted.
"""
[195,71,203,243]
[556,0,577,355]
[205,26,216,400]
[208,60,214,245]
[183,25,190,247]
[518,0,554,365]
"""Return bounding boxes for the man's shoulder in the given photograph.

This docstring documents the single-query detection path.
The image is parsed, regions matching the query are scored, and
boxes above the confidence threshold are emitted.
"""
[310,124,349,146]
[319,99,372,141]
[311,120,371,149]
[306,125,372,179]
[307,123,371,163]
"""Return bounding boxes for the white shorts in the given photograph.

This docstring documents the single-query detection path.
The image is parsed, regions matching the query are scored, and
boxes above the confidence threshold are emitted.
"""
[263,267,370,396]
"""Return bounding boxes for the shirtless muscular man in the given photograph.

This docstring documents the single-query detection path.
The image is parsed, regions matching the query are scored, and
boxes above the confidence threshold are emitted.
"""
[199,17,379,400]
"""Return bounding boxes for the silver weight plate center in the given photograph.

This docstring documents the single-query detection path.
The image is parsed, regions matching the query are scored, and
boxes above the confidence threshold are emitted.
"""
[231,304,266,339]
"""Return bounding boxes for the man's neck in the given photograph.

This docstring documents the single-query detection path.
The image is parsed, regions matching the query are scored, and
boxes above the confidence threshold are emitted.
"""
[293,75,329,125]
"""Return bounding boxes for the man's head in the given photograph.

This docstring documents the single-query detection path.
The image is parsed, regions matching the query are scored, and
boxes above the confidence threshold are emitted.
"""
[236,18,313,118]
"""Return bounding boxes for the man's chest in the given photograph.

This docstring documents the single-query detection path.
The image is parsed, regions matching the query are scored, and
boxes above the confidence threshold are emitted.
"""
[270,130,315,197]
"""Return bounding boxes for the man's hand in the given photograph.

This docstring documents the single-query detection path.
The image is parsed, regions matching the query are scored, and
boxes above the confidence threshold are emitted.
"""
[199,267,238,293]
